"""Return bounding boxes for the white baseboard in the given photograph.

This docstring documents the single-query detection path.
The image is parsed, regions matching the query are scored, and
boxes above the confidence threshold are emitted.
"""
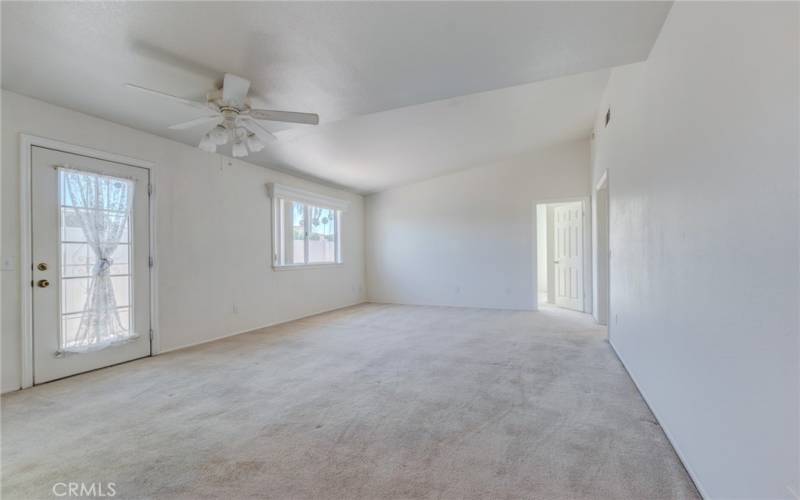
[2,301,367,394]
[365,298,536,312]
[158,301,368,355]
[609,338,709,500]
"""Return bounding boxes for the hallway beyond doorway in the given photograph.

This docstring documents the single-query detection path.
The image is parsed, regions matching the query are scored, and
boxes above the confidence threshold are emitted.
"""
[536,199,590,313]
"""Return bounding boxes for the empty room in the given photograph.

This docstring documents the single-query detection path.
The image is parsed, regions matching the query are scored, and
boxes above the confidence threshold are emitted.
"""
[1,2,797,499]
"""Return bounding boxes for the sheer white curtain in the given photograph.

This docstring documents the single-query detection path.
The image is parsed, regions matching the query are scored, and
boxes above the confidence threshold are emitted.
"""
[60,168,136,353]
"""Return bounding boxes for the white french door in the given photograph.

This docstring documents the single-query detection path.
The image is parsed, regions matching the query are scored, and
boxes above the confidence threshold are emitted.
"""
[31,146,151,384]
[553,202,584,311]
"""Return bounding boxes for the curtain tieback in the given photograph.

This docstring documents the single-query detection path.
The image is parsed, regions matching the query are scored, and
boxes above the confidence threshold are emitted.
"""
[92,257,114,276]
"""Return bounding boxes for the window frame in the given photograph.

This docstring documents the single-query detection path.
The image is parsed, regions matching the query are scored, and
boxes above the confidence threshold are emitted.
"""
[269,183,348,270]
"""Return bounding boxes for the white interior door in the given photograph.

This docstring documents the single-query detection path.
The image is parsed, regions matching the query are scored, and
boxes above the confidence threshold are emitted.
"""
[31,146,151,384]
[553,202,583,311]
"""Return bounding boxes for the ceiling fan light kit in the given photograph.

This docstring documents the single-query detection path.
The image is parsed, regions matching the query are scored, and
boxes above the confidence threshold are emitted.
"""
[198,125,265,156]
[210,126,229,145]
[232,140,248,158]
[198,133,217,153]
[246,134,265,153]
[125,73,319,158]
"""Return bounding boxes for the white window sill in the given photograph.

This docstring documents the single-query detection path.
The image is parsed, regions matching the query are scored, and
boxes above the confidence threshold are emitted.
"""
[272,263,344,271]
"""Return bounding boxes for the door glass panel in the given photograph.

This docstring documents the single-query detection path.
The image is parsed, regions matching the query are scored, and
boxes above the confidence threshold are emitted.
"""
[61,209,88,242]
[308,206,336,263]
[62,277,91,315]
[109,244,130,275]
[58,168,136,353]
[61,242,93,277]
[292,201,305,264]
[111,276,131,307]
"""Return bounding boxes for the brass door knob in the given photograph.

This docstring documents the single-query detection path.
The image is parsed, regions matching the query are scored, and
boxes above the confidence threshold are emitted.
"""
[37,279,50,288]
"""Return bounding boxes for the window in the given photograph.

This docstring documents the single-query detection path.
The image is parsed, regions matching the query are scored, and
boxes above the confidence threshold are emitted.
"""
[59,168,135,352]
[270,184,347,268]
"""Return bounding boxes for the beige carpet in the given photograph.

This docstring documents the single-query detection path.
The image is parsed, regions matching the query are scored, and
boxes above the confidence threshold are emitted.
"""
[2,303,699,499]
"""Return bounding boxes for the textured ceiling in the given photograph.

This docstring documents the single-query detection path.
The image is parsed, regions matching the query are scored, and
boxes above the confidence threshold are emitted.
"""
[1,1,671,192]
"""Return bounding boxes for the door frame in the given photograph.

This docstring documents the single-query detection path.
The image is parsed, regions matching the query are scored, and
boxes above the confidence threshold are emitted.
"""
[532,196,591,312]
[593,170,610,326]
[19,134,159,389]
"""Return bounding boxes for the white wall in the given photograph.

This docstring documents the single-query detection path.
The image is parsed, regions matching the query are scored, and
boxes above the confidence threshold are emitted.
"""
[1,90,366,393]
[366,140,591,311]
[591,3,798,498]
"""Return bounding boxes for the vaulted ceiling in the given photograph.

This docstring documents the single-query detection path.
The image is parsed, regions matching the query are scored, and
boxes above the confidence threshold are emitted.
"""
[1,2,671,192]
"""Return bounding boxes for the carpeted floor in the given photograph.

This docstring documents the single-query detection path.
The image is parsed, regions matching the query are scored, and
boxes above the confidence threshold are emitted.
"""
[2,303,699,499]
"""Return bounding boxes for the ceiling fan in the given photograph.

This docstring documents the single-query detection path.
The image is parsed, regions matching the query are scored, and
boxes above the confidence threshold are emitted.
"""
[125,73,319,157]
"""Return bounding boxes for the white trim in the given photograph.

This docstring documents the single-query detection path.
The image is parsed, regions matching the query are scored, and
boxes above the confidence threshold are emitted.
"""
[268,182,345,269]
[19,137,32,389]
[271,193,280,266]
[273,263,344,271]
[595,170,609,192]
[158,301,366,354]
[148,168,160,355]
[21,135,155,169]
[609,338,707,499]
[18,134,158,388]
[592,169,610,326]
[267,183,350,211]
[366,299,535,312]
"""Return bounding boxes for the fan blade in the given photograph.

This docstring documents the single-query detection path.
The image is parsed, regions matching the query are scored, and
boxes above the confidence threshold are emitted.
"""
[168,115,221,130]
[124,83,210,111]
[241,118,276,142]
[249,109,319,125]
[222,73,251,105]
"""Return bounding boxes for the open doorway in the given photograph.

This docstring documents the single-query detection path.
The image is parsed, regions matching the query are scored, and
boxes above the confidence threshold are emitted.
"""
[535,198,590,312]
